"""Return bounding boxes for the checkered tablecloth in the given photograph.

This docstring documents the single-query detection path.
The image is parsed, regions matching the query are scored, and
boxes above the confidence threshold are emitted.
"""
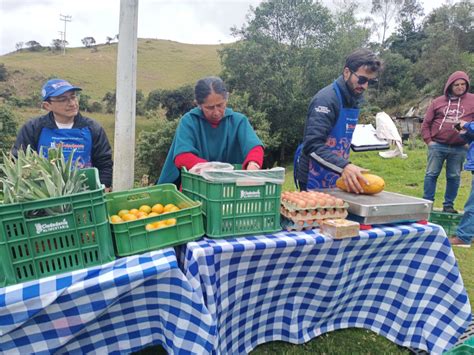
[181,223,471,355]
[1,248,216,354]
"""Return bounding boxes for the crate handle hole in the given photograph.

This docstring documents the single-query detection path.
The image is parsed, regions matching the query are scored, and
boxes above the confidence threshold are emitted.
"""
[126,192,151,202]
[24,204,73,219]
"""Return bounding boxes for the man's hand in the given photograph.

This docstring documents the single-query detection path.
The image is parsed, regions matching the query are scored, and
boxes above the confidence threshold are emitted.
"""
[458,120,468,133]
[105,187,112,193]
[341,163,369,194]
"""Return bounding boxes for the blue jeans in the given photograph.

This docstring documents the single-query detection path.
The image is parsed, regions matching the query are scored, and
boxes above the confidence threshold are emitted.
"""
[423,142,467,208]
[457,174,474,243]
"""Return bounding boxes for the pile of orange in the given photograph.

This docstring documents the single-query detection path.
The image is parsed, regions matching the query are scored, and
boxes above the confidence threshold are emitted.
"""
[109,203,180,230]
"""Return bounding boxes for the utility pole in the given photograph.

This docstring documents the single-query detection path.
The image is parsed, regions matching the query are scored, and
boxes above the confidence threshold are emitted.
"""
[113,0,139,191]
[59,14,72,55]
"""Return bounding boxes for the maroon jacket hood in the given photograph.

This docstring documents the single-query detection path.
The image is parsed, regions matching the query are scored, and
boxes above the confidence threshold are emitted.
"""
[444,71,470,97]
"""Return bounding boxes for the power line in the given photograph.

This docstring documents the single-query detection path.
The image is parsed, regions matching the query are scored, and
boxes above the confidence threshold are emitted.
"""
[59,14,72,55]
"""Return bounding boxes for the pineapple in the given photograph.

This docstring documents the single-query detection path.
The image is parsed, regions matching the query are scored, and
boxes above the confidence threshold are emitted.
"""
[0,145,89,215]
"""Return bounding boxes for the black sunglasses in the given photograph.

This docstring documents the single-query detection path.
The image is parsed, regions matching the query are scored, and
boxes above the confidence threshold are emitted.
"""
[351,71,378,85]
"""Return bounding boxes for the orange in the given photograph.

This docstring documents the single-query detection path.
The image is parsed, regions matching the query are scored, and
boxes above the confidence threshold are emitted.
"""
[110,215,123,223]
[136,211,148,219]
[153,221,167,229]
[122,213,138,221]
[168,206,180,213]
[129,208,139,215]
[117,209,129,218]
[139,205,152,214]
[163,204,179,213]
[145,223,156,231]
[148,212,159,217]
[151,203,164,214]
[164,218,176,226]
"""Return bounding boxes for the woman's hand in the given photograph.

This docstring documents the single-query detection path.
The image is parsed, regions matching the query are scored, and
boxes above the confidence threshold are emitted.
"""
[246,161,261,170]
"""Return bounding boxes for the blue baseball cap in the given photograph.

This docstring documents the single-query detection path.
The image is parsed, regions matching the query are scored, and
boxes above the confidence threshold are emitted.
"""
[42,79,82,101]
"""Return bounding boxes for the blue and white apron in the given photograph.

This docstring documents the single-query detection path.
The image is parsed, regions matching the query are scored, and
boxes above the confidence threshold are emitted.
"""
[38,127,93,168]
[296,81,359,189]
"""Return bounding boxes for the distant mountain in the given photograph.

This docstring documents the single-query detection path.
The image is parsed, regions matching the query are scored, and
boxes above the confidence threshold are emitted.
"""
[0,38,223,101]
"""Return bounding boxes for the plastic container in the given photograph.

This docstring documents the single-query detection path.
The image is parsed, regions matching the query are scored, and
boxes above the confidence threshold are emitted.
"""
[0,168,115,288]
[106,184,204,256]
[429,210,463,236]
[181,166,283,238]
[443,336,474,354]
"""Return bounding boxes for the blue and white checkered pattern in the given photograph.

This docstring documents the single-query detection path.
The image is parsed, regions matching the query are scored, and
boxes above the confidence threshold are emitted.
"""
[1,248,216,354]
[182,223,472,355]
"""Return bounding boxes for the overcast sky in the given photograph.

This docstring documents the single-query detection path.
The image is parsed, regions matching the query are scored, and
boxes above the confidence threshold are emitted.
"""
[0,0,460,56]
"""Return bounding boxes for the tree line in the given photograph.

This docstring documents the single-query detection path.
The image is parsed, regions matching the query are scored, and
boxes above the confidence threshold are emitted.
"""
[14,34,119,53]
[137,0,473,179]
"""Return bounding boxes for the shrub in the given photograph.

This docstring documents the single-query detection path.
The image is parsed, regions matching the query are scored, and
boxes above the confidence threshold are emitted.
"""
[89,101,103,113]
[135,118,179,182]
[0,64,7,81]
[79,94,91,112]
[0,105,19,162]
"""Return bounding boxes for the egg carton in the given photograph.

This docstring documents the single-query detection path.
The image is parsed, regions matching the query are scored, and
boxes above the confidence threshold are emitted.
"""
[281,199,348,212]
[281,215,320,232]
[280,206,348,221]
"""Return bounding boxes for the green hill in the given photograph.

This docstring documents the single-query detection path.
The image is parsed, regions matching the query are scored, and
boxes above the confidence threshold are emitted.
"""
[0,38,223,101]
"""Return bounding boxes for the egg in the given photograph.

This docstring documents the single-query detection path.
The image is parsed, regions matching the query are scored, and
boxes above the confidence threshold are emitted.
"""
[306,199,317,208]
[317,198,327,207]
[296,199,307,208]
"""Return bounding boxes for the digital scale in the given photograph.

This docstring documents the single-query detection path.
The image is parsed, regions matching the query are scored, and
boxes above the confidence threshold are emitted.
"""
[316,189,433,225]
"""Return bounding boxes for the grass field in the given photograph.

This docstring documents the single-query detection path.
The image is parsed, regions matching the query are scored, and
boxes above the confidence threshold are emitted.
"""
[0,39,222,101]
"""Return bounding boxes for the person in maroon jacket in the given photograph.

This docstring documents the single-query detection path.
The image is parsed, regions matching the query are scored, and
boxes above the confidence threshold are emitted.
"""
[421,71,474,213]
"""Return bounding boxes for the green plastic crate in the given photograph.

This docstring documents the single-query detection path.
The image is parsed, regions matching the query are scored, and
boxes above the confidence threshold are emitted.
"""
[429,210,463,236]
[181,166,283,238]
[0,168,115,288]
[444,336,474,354]
[106,184,204,256]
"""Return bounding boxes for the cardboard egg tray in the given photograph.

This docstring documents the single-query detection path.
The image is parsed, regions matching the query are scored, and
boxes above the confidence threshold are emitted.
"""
[281,215,320,232]
[280,200,348,222]
[280,207,348,232]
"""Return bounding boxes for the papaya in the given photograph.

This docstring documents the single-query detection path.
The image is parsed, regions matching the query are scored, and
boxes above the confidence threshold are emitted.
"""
[335,173,385,195]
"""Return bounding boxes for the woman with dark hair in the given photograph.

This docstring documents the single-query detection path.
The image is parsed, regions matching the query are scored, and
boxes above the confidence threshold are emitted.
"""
[158,76,264,185]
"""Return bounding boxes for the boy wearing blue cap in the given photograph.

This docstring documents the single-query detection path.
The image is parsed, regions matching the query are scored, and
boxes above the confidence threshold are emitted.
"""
[13,78,113,190]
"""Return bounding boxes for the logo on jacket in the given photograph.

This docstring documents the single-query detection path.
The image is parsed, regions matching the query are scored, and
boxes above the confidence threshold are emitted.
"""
[315,106,331,114]
[444,107,465,122]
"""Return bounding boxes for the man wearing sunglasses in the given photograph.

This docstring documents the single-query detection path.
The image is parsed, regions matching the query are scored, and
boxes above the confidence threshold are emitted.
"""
[13,78,113,190]
[295,48,382,192]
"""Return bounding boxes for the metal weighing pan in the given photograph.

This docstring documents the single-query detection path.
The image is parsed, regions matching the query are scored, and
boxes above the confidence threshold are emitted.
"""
[316,189,433,225]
